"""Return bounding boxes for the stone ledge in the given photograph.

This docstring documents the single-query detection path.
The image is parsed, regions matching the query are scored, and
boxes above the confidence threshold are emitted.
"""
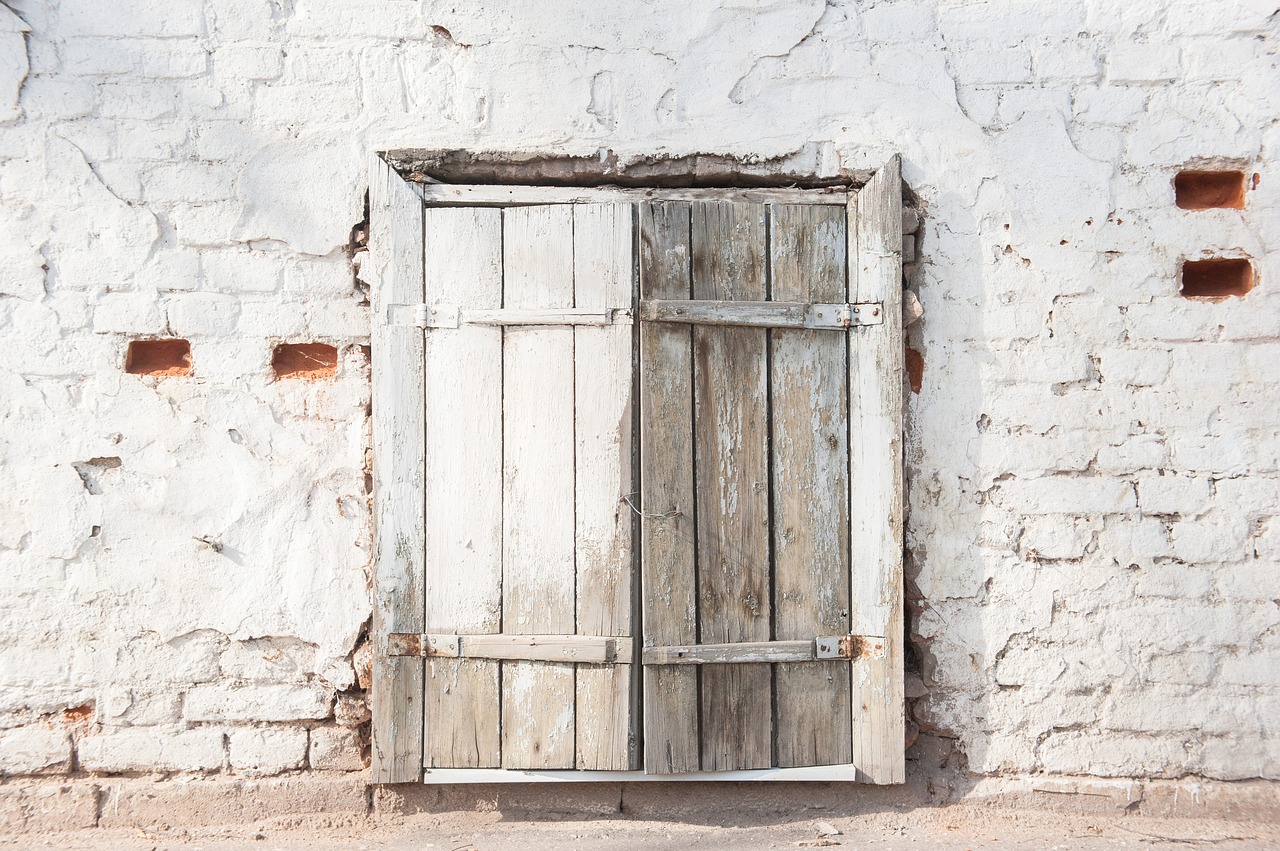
[0,774,369,835]
[7,772,1275,837]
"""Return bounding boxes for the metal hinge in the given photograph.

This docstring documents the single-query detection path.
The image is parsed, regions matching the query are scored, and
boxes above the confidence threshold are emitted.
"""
[642,635,883,665]
[385,304,632,329]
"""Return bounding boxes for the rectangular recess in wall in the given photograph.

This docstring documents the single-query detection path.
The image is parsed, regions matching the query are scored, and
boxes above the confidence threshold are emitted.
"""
[273,342,338,379]
[1180,258,1254,299]
[1174,170,1246,210]
[125,339,192,376]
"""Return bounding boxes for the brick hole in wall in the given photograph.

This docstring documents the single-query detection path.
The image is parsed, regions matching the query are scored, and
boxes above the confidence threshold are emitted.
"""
[905,347,924,394]
[273,343,339,379]
[125,339,191,376]
[1174,169,1246,210]
[1180,258,1254,300]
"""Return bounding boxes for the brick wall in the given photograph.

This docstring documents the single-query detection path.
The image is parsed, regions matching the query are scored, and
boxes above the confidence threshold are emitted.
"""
[0,0,1275,782]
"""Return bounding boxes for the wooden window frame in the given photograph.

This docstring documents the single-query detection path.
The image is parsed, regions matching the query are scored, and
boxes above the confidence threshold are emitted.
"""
[367,153,905,784]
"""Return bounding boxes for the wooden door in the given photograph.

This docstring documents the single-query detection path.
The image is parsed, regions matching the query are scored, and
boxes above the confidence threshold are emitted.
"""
[369,158,904,784]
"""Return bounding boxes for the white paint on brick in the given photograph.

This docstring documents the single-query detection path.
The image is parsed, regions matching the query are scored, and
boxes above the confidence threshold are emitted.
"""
[185,683,333,723]
[0,6,29,123]
[308,726,365,772]
[0,0,1273,787]
[0,727,70,775]
[79,728,225,773]
[228,726,307,776]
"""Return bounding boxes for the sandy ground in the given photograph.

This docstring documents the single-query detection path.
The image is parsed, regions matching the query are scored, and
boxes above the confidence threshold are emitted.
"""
[7,807,1278,851]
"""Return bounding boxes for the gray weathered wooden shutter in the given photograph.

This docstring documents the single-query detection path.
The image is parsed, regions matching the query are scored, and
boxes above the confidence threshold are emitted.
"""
[637,161,904,782]
[369,157,903,784]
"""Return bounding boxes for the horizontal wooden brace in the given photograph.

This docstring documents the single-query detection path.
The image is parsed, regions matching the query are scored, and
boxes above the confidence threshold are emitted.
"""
[388,633,633,664]
[386,304,632,329]
[412,183,851,207]
[642,635,883,665]
[639,300,883,329]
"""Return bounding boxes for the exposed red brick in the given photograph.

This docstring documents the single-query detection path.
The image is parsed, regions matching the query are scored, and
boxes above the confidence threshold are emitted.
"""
[1181,258,1254,300]
[905,346,924,394]
[62,704,92,722]
[273,343,338,379]
[125,339,191,377]
[1175,170,1246,210]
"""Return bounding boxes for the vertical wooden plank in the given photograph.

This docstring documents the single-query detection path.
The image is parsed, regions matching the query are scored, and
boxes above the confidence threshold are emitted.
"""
[573,204,638,770]
[502,205,577,769]
[639,201,700,774]
[422,207,503,768]
[691,201,772,771]
[369,154,425,783]
[849,156,906,784]
[770,204,853,767]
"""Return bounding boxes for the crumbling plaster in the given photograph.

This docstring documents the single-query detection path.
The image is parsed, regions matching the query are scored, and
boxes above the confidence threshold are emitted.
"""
[0,0,1276,783]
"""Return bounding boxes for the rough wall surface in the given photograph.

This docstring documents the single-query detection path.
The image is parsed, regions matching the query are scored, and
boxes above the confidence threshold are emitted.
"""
[0,0,1276,785]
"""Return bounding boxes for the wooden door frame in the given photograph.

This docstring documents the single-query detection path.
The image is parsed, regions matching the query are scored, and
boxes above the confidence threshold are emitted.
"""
[367,153,905,784]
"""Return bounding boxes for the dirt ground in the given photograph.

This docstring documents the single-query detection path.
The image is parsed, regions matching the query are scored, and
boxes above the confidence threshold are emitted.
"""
[7,806,1278,851]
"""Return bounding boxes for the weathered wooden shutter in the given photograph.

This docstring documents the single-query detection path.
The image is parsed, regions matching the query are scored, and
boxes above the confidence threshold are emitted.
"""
[637,160,903,782]
[369,156,903,784]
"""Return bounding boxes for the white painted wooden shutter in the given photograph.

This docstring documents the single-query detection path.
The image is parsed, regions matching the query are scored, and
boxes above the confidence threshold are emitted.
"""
[369,156,904,784]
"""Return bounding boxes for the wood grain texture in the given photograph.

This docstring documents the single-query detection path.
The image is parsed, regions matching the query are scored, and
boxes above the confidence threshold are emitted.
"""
[573,203,638,770]
[459,307,624,327]
[640,299,872,329]
[849,157,906,784]
[465,634,630,663]
[502,204,577,769]
[691,201,772,771]
[769,203,853,768]
[643,640,817,664]
[638,201,700,774]
[417,184,849,207]
[369,154,426,783]
[421,206,503,768]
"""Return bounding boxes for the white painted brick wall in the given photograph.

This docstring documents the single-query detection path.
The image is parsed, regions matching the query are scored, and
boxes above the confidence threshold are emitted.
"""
[228,727,308,776]
[0,0,1274,786]
[185,683,333,723]
[308,726,365,772]
[0,727,71,775]
[79,728,226,773]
